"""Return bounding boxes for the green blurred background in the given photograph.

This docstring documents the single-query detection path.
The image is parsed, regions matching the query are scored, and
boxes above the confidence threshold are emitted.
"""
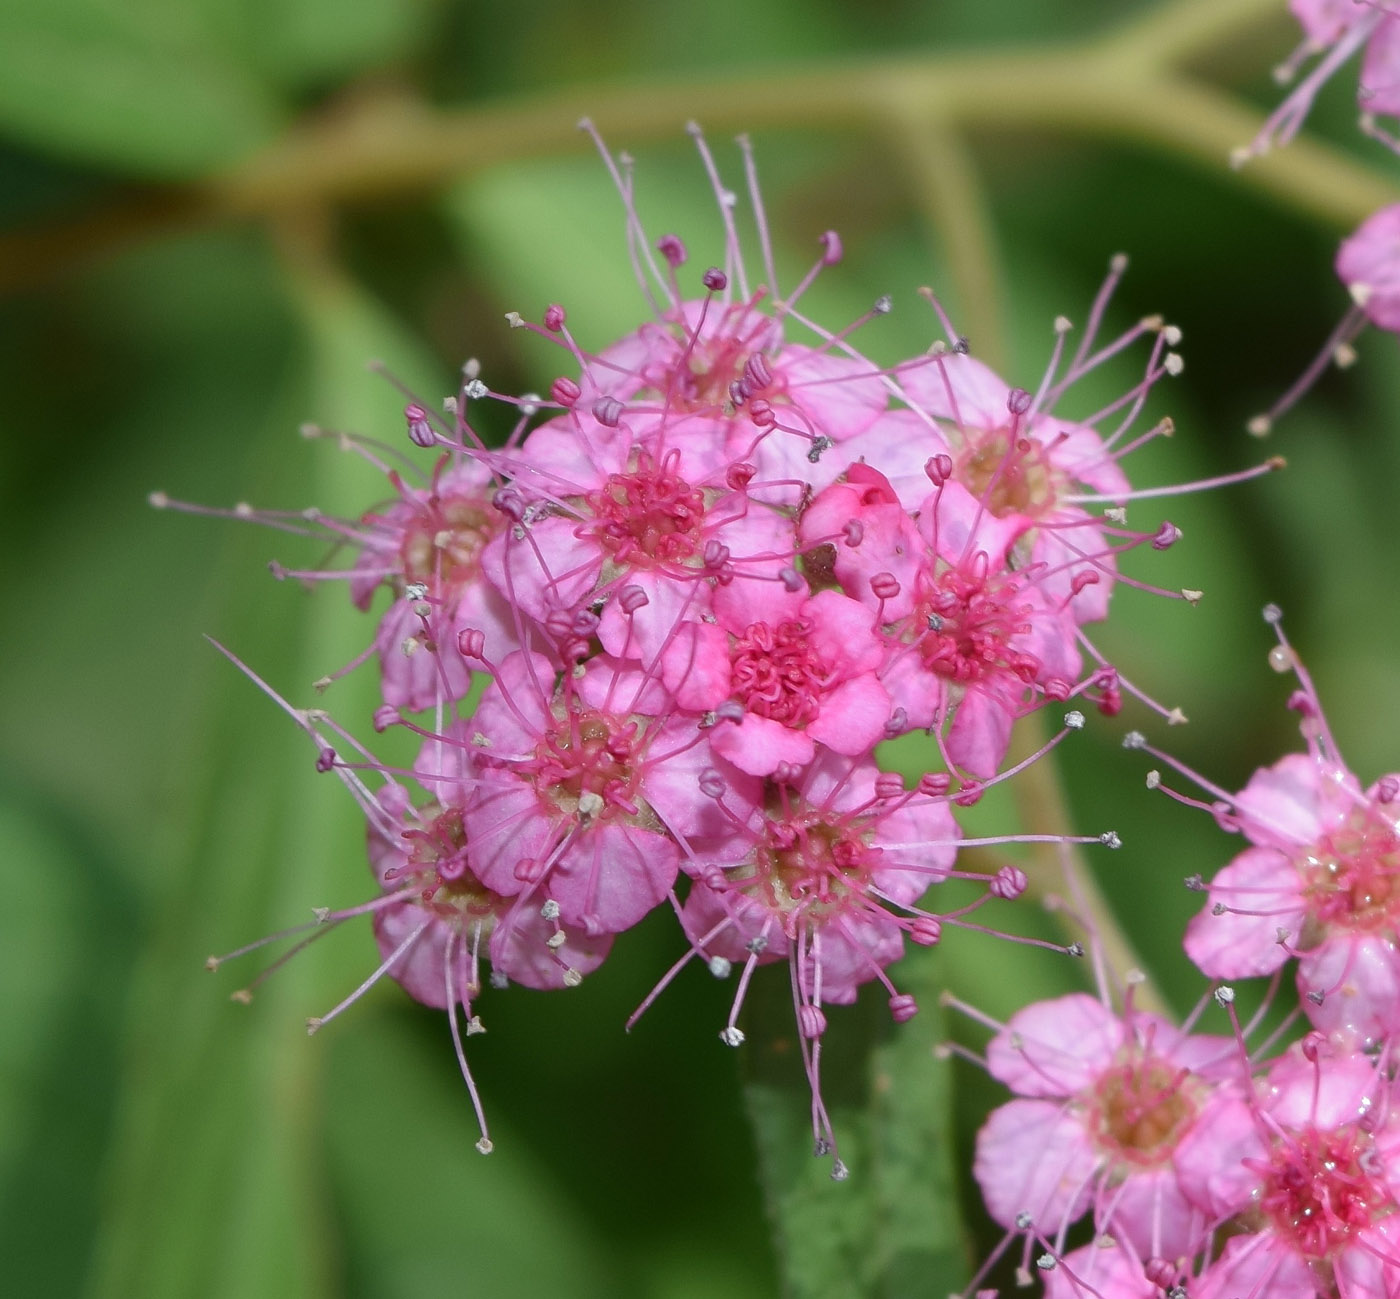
[2,0,1398,1294]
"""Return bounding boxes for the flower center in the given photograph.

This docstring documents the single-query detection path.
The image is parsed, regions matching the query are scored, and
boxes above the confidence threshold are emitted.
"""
[957,429,1058,520]
[1091,1056,1194,1167]
[916,560,1040,685]
[1301,808,1400,934]
[1258,1125,1393,1261]
[400,492,495,589]
[587,452,706,565]
[533,710,640,817]
[730,620,826,728]
[386,806,499,923]
[752,813,876,926]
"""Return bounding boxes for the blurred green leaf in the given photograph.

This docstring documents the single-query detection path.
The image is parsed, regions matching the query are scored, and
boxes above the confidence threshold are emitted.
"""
[86,260,449,1299]
[743,950,968,1299]
[0,0,281,176]
[325,1011,624,1298]
[223,0,429,89]
[0,790,139,1296]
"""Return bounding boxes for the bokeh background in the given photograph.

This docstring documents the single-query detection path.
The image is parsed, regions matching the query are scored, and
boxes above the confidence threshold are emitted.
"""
[2,0,1398,1295]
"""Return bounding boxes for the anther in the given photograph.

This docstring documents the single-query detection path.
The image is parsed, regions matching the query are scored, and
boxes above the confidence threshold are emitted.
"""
[889,993,918,1023]
[869,572,901,601]
[372,705,399,733]
[820,230,842,265]
[702,267,728,292]
[720,1027,746,1047]
[910,917,942,946]
[592,397,624,428]
[315,747,336,773]
[404,403,435,447]
[543,304,566,332]
[1064,710,1085,730]
[807,435,833,463]
[873,294,892,315]
[1152,521,1181,549]
[991,866,1028,899]
[1214,986,1235,1006]
[618,585,649,614]
[551,376,581,407]
[458,628,486,659]
[1099,831,1122,849]
[708,956,731,979]
[657,234,687,267]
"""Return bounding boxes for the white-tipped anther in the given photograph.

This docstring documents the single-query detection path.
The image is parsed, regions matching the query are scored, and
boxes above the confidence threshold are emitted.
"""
[476,1137,494,1154]
[1247,414,1272,437]
[1122,731,1147,750]
[562,969,582,988]
[1181,588,1203,605]
[720,1026,746,1047]
[708,956,732,979]
[1146,770,1161,790]
[1053,314,1072,334]
[148,491,169,508]
[1214,985,1236,1007]
[1166,708,1188,725]
[1164,353,1184,376]
[312,906,331,923]
[1099,831,1122,849]
[540,899,561,921]
[1064,710,1085,730]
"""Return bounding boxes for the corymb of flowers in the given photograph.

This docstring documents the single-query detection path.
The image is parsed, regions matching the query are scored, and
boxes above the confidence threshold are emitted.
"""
[153,123,1272,1182]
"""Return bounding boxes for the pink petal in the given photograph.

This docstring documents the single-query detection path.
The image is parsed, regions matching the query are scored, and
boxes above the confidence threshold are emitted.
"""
[1182,846,1303,979]
[973,1100,1097,1232]
[986,994,1122,1095]
[659,620,732,710]
[1297,933,1400,1043]
[711,712,816,777]
[807,674,891,755]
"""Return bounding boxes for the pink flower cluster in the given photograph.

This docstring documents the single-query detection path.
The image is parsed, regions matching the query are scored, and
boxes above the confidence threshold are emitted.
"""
[963,610,1400,1296]
[162,128,1264,1169]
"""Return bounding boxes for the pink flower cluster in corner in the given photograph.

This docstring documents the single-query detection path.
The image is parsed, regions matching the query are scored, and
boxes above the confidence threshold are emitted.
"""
[162,126,1260,1169]
[1240,1,1400,164]
[968,608,1400,1296]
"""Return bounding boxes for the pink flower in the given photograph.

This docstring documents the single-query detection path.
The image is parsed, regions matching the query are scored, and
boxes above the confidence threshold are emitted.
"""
[1147,609,1400,1044]
[896,349,1131,626]
[973,991,1232,1260]
[660,584,892,775]
[804,464,1083,778]
[1177,1043,1400,1299]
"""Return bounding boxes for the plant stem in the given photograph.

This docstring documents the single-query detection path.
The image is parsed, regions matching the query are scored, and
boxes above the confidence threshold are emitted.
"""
[0,0,1391,292]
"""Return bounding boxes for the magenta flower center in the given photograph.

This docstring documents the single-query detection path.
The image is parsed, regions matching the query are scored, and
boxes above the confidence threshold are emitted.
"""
[533,710,640,816]
[1089,1054,1194,1167]
[917,564,1039,685]
[1301,808,1400,933]
[957,429,1058,520]
[588,454,706,565]
[400,492,495,588]
[1257,1125,1393,1261]
[730,620,826,728]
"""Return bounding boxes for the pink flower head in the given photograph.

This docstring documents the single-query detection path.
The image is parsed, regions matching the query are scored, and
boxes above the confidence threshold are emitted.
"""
[1177,1040,1400,1299]
[972,990,1232,1260]
[664,753,959,1172]
[199,643,616,1155]
[896,345,1134,628]
[1143,608,1400,1044]
[460,648,756,936]
[803,463,1083,778]
[484,434,796,664]
[660,583,892,776]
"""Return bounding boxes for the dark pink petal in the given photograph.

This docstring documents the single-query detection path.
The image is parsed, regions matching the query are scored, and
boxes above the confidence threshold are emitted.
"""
[986,993,1122,1096]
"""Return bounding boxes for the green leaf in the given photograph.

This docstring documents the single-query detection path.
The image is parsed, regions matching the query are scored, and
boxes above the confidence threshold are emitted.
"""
[225,0,430,89]
[86,264,448,1299]
[0,0,279,176]
[324,1012,624,1298]
[743,949,968,1299]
